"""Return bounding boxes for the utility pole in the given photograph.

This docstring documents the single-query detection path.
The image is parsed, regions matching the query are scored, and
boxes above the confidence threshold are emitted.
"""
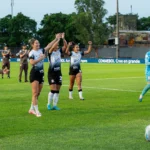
[11,0,14,18]
[116,0,119,59]
[131,5,132,14]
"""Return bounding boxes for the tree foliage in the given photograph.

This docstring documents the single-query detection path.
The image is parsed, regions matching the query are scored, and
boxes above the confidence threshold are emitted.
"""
[137,17,150,30]
[0,15,12,45]
[74,0,108,45]
[0,13,37,47]
[38,12,79,47]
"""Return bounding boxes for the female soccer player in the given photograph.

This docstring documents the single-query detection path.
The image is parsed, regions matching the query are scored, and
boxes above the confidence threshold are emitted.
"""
[1,44,11,78]
[28,37,58,117]
[139,51,150,102]
[66,41,92,100]
[18,44,29,82]
[47,33,67,110]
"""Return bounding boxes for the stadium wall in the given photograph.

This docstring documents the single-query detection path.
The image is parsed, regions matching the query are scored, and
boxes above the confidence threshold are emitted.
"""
[99,47,149,59]
[83,47,150,59]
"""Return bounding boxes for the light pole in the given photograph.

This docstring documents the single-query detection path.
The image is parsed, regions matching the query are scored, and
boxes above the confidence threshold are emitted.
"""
[11,0,14,18]
[116,0,119,59]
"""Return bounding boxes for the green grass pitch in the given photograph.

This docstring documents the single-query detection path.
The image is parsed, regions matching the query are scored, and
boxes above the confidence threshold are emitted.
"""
[0,62,150,150]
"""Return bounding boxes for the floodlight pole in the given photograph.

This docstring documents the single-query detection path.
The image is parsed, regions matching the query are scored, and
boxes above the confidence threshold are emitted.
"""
[116,0,119,59]
[11,0,14,18]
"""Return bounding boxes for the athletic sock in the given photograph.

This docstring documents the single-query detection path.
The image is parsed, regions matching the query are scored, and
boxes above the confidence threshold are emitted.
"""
[141,84,150,96]
[30,103,34,110]
[34,105,39,113]
[78,89,83,98]
[48,90,55,105]
[69,89,73,98]
[53,91,59,107]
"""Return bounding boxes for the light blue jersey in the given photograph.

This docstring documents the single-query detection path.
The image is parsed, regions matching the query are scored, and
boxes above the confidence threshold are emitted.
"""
[145,51,150,81]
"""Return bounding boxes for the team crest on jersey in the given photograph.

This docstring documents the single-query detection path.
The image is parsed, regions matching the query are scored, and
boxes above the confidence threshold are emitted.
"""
[59,76,62,81]
[51,79,54,83]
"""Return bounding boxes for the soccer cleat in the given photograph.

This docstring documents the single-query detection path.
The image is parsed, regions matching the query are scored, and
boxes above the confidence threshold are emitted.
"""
[7,76,10,78]
[28,109,36,115]
[47,104,51,110]
[69,96,73,100]
[139,95,143,102]
[52,106,60,110]
[19,79,22,82]
[35,111,42,117]
[80,97,84,100]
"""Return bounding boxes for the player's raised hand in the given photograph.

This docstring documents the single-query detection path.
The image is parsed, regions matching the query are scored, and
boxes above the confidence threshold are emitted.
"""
[59,33,62,39]
[56,33,62,39]
[68,42,72,46]
[88,41,92,45]
[56,33,60,39]
[62,32,65,39]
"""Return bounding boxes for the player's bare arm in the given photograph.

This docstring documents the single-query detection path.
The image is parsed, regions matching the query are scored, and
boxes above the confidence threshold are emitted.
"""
[48,34,61,53]
[84,41,92,55]
[66,42,72,55]
[29,54,45,65]
[61,32,67,52]
[44,33,60,51]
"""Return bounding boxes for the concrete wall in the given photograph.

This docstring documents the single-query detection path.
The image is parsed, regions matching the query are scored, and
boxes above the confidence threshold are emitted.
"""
[84,47,150,59]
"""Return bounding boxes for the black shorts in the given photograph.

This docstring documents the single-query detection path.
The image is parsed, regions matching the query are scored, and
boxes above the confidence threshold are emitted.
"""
[30,68,44,84]
[69,68,82,76]
[48,71,62,85]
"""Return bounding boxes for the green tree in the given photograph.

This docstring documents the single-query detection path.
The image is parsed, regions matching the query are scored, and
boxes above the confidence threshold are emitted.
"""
[38,12,78,47]
[0,13,37,47]
[0,15,12,45]
[74,0,108,46]
[10,12,37,46]
[106,14,116,26]
[137,17,150,30]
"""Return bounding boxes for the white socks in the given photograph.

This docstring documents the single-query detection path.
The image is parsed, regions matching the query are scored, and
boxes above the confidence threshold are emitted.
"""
[30,103,34,110]
[48,91,59,107]
[34,105,39,113]
[53,93,59,106]
[78,90,83,99]
[69,90,73,99]
[48,91,54,105]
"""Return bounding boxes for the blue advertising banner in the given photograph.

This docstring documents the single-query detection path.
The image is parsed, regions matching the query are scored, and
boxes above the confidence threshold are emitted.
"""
[0,58,145,64]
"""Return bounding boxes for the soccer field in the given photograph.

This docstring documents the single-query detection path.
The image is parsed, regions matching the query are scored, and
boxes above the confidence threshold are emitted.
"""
[0,62,150,150]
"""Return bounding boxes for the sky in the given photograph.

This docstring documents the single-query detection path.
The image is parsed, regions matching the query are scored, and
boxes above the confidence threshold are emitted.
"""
[0,0,149,26]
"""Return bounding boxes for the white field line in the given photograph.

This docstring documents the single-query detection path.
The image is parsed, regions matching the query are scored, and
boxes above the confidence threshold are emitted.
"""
[83,76,144,80]
[62,85,141,93]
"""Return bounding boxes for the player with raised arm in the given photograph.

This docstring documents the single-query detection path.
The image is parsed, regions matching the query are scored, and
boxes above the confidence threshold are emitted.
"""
[66,41,92,100]
[17,43,29,82]
[47,33,67,110]
[1,44,11,78]
[28,38,57,117]
[139,51,150,102]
